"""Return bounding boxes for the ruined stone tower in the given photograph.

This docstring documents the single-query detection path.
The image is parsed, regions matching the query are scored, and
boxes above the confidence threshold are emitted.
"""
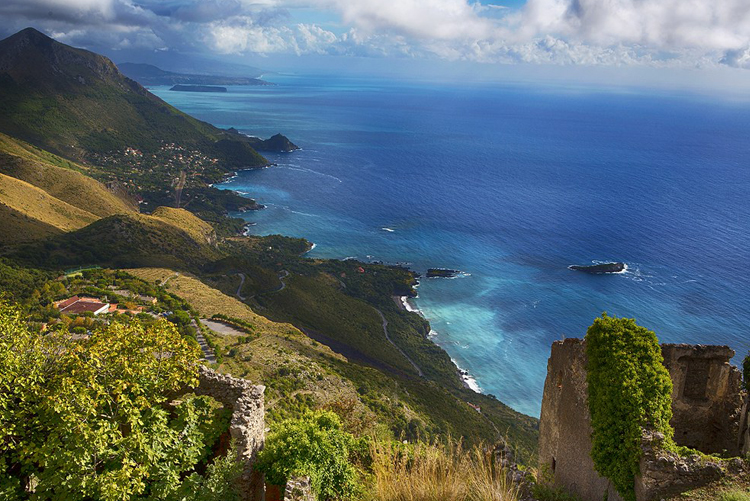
[538,338,747,501]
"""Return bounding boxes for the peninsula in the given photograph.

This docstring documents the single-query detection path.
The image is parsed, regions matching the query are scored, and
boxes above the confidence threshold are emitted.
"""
[170,84,227,92]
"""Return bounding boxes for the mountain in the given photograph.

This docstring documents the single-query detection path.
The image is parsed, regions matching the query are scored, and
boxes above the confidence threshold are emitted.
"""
[118,62,272,86]
[0,28,268,168]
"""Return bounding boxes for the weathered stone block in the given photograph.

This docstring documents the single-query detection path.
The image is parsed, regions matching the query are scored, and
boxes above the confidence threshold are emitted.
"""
[661,344,743,456]
[284,476,316,501]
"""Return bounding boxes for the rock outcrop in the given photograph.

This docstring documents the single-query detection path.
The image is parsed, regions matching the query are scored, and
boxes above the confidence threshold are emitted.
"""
[283,476,316,501]
[635,429,724,501]
[569,262,625,274]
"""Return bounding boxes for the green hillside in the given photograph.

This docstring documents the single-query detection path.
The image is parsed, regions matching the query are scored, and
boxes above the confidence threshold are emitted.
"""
[16,211,223,270]
[0,28,267,169]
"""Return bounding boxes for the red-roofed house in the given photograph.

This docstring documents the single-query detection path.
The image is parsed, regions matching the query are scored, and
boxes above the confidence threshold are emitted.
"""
[55,296,110,316]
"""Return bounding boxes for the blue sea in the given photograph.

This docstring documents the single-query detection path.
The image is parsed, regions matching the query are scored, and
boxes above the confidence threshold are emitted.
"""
[151,76,750,417]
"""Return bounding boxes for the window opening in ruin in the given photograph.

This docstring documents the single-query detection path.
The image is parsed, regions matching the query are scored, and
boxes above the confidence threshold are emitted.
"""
[682,358,710,400]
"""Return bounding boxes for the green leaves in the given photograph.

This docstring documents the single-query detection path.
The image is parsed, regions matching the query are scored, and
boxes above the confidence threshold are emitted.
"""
[585,314,674,501]
[256,410,363,500]
[0,301,236,500]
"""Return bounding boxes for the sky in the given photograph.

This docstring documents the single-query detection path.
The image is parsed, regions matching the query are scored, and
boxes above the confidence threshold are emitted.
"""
[2,0,750,88]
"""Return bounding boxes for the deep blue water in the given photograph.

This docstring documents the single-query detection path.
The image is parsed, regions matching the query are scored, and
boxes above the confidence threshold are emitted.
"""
[151,76,750,417]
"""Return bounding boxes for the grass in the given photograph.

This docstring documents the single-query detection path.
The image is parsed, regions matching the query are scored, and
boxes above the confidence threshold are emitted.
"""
[664,474,750,501]
[0,172,98,233]
[151,207,216,245]
[366,439,518,501]
[721,491,750,501]
[0,137,133,218]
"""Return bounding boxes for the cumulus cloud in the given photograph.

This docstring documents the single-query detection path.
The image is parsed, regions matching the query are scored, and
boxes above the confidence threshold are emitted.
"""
[1,0,750,69]
[320,0,494,40]
[516,0,750,50]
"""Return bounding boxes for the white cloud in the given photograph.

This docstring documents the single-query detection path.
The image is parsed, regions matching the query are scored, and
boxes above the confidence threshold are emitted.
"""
[516,0,750,50]
[2,0,750,70]
[320,0,494,40]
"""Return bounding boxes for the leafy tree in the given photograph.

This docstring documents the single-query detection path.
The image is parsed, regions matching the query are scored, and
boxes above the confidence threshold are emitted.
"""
[256,410,362,500]
[585,314,674,501]
[0,301,236,500]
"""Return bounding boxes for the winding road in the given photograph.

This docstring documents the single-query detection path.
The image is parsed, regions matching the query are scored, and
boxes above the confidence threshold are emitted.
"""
[235,273,246,300]
[375,308,423,377]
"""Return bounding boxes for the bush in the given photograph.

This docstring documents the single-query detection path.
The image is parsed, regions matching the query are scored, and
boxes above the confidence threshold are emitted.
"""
[256,410,362,500]
[531,483,581,501]
[585,314,674,501]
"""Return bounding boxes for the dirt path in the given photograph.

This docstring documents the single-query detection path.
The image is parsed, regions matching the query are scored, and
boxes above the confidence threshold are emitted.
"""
[375,308,424,377]
[275,269,289,292]
[159,272,179,287]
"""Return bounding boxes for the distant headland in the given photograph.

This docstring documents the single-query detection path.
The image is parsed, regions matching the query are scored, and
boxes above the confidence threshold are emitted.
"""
[170,85,227,93]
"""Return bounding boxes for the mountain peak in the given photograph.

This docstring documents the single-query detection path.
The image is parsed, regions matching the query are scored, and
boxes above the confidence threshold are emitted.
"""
[0,26,121,86]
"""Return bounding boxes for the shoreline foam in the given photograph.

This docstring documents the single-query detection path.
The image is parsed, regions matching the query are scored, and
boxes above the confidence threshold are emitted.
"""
[397,295,482,394]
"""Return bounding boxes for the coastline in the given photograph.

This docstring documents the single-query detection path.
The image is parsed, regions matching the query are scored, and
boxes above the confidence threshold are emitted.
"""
[394,294,482,394]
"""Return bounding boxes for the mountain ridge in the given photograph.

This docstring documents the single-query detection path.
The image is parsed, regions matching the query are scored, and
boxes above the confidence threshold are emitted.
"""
[0,27,269,168]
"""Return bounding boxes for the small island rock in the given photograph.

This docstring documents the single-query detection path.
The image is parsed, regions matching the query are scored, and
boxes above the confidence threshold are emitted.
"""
[569,262,626,274]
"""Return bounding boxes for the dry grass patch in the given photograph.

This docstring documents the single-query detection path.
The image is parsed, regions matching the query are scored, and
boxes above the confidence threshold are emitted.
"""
[0,172,98,232]
[368,440,518,501]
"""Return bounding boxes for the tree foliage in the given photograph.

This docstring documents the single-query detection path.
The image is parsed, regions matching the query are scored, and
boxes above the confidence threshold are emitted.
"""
[256,410,362,500]
[585,314,674,501]
[0,301,235,500]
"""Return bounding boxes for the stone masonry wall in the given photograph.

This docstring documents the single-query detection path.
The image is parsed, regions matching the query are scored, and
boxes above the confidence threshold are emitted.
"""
[538,339,622,501]
[661,344,743,455]
[283,476,316,501]
[190,366,266,501]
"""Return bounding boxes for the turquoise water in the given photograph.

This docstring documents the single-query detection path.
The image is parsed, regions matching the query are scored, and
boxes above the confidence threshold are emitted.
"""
[152,76,750,417]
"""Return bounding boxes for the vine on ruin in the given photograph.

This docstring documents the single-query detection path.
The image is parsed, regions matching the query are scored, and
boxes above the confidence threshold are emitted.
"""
[585,314,675,501]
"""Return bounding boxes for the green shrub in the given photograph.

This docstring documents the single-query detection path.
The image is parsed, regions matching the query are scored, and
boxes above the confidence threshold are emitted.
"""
[256,410,362,500]
[743,353,750,391]
[585,314,674,501]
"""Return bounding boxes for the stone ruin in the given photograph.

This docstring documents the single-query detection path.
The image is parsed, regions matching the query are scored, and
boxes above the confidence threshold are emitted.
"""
[539,339,749,501]
[178,366,318,501]
[176,366,267,500]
